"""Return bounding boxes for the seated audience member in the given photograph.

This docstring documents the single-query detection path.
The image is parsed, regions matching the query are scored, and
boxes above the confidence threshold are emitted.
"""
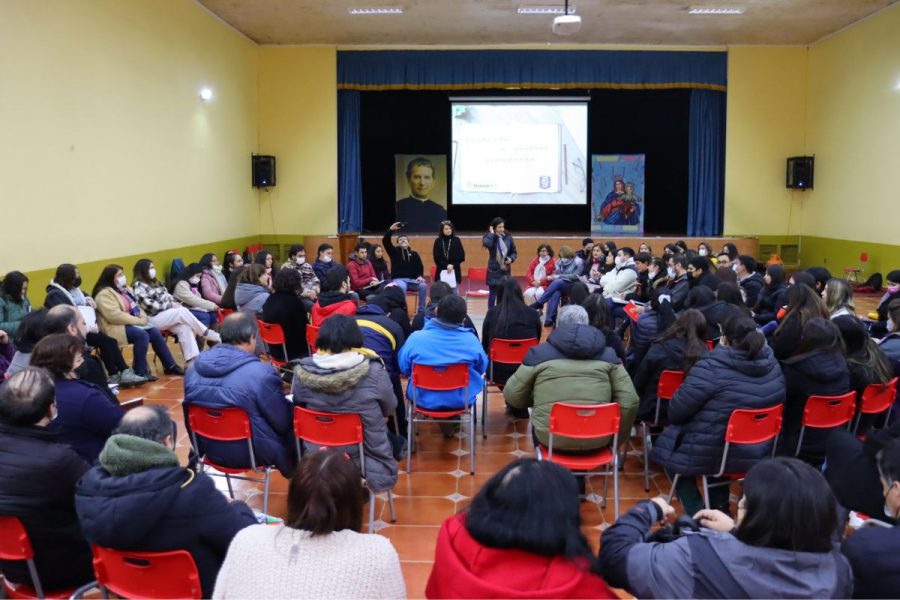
[568,282,591,307]
[789,270,817,290]
[686,256,720,291]
[44,264,144,386]
[281,244,320,302]
[523,244,556,304]
[841,440,900,598]
[504,305,638,453]
[426,459,615,599]
[753,263,788,325]
[684,286,718,334]
[711,281,751,320]
[0,368,95,591]
[30,334,124,463]
[218,262,244,310]
[260,268,309,362]
[879,298,900,376]
[716,251,733,270]
[383,223,427,309]
[366,286,413,338]
[629,252,653,302]
[198,252,227,306]
[0,329,12,378]
[646,256,669,291]
[735,255,763,307]
[212,449,405,599]
[293,316,401,488]
[638,242,652,255]
[221,250,243,281]
[253,250,274,286]
[674,240,689,254]
[806,266,833,296]
[183,312,295,477]
[5,309,47,378]
[662,243,678,259]
[311,265,358,327]
[529,245,583,327]
[312,242,337,284]
[93,264,182,379]
[482,277,542,388]
[601,241,618,272]
[627,288,665,371]
[835,315,894,435]
[171,263,218,331]
[651,316,784,515]
[369,244,391,283]
[347,243,382,300]
[433,220,466,287]
[601,458,852,598]
[770,284,830,360]
[824,277,856,319]
[233,263,272,315]
[665,254,690,311]
[697,241,716,263]
[598,247,639,301]
[411,281,477,336]
[130,259,220,365]
[715,265,738,287]
[779,318,851,465]
[581,244,605,291]
[0,271,31,337]
[633,309,709,422]
[720,242,739,259]
[76,406,256,598]
[575,237,594,262]
[871,270,900,336]
[399,294,487,411]
[581,293,626,362]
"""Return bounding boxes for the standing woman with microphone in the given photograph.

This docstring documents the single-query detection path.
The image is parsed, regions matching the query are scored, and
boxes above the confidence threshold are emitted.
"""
[482,217,517,309]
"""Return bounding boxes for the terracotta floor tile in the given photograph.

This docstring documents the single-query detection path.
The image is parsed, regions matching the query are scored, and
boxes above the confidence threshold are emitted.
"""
[402,451,460,473]
[378,525,440,561]
[400,562,434,599]
[455,473,495,498]
[472,433,517,452]
[409,433,462,454]
[473,451,518,474]
[392,473,459,498]
[382,496,457,526]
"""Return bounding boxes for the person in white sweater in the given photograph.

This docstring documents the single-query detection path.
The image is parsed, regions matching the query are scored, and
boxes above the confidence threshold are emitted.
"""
[213,449,406,599]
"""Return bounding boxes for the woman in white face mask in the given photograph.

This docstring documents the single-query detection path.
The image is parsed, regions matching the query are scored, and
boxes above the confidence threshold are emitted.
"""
[171,263,218,338]
[279,244,320,303]
[198,252,227,305]
[697,242,718,267]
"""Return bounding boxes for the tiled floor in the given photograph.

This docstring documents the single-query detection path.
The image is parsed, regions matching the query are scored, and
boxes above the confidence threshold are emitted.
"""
[118,290,885,598]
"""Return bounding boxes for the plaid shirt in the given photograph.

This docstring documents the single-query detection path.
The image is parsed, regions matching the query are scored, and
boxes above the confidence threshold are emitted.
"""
[131,280,174,316]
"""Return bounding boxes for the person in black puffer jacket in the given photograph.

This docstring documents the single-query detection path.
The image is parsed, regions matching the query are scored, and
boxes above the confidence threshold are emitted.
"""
[627,288,666,372]
[753,264,788,325]
[651,315,785,516]
[778,318,852,465]
[481,277,541,388]
[411,281,478,337]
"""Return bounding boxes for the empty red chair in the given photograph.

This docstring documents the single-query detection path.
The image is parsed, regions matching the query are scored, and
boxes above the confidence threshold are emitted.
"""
[306,324,320,354]
[640,370,686,492]
[853,377,898,434]
[408,364,475,475]
[483,338,539,437]
[257,320,290,371]
[91,546,201,599]
[186,405,274,514]
[535,402,622,518]
[0,515,88,599]
[668,404,783,510]
[293,407,396,531]
[464,268,489,300]
[794,392,857,457]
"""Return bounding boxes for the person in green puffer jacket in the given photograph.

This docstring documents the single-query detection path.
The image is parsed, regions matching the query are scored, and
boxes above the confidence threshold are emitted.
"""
[504,304,638,452]
[0,272,31,337]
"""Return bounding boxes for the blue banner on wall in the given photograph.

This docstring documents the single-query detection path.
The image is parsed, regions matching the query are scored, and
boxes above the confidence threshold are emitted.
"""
[591,154,646,235]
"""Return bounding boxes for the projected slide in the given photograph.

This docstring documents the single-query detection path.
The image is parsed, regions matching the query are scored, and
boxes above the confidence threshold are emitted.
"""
[451,102,588,205]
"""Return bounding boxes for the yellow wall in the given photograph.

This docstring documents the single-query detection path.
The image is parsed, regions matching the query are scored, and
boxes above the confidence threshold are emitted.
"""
[803,4,900,246]
[257,47,339,236]
[0,0,260,274]
[723,46,808,237]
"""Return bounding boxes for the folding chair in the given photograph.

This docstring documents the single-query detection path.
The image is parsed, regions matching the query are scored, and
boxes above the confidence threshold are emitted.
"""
[217,308,234,324]
[667,404,783,510]
[535,403,622,519]
[86,546,201,600]
[257,320,290,372]
[0,515,91,599]
[306,324,320,355]
[483,338,539,437]
[794,392,857,457]
[187,405,275,515]
[853,377,898,435]
[408,364,475,474]
[464,268,489,301]
[293,407,397,532]
[640,370,686,492]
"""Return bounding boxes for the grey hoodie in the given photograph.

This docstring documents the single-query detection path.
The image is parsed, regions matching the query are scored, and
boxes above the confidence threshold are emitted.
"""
[234,282,270,315]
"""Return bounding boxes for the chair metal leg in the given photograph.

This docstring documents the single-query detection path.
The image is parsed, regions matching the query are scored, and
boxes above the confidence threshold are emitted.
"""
[26,559,44,600]
[666,473,680,504]
[368,491,376,533]
[262,470,271,516]
[481,382,488,438]
[387,490,397,523]
[469,409,476,475]
[642,422,651,492]
[601,468,610,509]
[613,454,620,520]
[225,473,234,498]
[701,475,711,510]
[406,407,414,474]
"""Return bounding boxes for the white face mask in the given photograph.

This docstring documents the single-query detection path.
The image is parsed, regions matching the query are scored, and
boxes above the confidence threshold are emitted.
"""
[889,319,895,332]
[732,263,739,273]
[322,256,333,264]
[148,268,157,279]
[648,269,657,280]
[667,267,676,279]
[212,264,223,273]
[117,275,127,288]
[189,277,201,285]
[614,256,625,268]
[295,256,306,265]
[699,248,708,256]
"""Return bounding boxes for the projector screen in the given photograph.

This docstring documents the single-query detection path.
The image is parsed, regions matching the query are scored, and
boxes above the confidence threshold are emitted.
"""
[451,100,588,205]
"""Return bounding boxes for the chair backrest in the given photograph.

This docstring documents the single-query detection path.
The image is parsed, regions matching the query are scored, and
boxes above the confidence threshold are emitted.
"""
[412,363,469,392]
[0,516,33,561]
[657,370,686,401]
[257,320,286,345]
[216,308,233,324]
[429,264,437,280]
[801,392,857,429]
[187,405,252,443]
[859,377,898,415]
[725,405,783,445]
[467,267,488,284]
[548,402,620,440]
[489,338,539,365]
[306,324,320,353]
[92,546,202,600]
[293,406,364,447]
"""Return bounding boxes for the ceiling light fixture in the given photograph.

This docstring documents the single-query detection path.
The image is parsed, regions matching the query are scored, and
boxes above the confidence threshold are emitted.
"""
[348,7,403,15]
[687,6,746,15]
[552,0,581,35]
[518,5,576,15]
[199,87,214,101]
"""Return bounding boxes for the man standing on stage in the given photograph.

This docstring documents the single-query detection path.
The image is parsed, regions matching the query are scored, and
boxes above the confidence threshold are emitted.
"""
[395,157,447,232]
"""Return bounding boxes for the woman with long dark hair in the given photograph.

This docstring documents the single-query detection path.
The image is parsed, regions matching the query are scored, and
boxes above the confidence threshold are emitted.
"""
[753,264,788,325]
[171,263,219,332]
[433,220,465,287]
[0,271,31,336]
[771,284,830,360]
[198,252,227,306]
[834,315,893,434]
[581,293,626,362]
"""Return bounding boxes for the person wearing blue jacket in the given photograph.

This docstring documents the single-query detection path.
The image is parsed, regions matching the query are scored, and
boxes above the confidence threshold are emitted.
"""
[399,294,487,411]
[183,312,295,477]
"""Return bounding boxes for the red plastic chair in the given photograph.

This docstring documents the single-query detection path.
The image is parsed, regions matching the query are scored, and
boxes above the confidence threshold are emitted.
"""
[257,320,290,371]
[483,338,539,437]
[429,264,437,280]
[91,546,201,599]
[464,268,490,300]
[706,340,715,351]
[640,370,686,491]
[246,243,263,256]
[795,392,857,457]
[217,308,234,324]
[408,363,475,474]
[853,377,898,434]
[187,405,274,514]
[293,407,396,531]
[0,516,87,599]
[306,324,320,354]
[668,404,783,510]
[535,403,622,518]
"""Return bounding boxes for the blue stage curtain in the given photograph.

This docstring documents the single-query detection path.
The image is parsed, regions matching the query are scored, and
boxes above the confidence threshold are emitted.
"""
[338,50,726,91]
[338,90,362,233]
[687,89,726,237]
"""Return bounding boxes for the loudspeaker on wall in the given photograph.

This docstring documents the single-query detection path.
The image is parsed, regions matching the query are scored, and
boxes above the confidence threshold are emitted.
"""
[786,156,814,190]
[252,155,276,188]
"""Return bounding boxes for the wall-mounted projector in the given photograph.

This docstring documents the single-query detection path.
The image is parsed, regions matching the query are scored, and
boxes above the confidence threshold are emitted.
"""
[552,14,582,35]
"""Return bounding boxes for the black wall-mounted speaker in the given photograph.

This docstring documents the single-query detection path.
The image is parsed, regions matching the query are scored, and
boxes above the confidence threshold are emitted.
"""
[252,155,276,188]
[786,156,814,190]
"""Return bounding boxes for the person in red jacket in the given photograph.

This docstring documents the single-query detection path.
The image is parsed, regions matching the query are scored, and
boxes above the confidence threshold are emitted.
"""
[523,244,556,305]
[426,458,615,599]
[347,243,382,301]
[311,266,357,327]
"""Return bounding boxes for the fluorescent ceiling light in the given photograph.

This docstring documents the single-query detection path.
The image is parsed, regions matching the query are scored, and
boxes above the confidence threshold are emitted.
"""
[348,7,403,15]
[518,5,576,15]
[688,6,746,14]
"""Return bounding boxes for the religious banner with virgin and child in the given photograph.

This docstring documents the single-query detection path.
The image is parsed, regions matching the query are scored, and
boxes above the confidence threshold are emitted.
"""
[590,154,645,235]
